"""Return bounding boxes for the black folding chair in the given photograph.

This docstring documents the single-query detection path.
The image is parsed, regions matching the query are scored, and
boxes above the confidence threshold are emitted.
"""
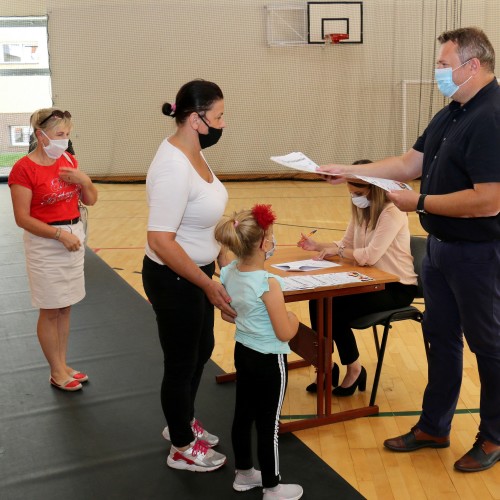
[349,236,428,406]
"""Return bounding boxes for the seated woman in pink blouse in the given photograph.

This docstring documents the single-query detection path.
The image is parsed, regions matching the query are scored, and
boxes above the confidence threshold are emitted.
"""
[298,160,418,397]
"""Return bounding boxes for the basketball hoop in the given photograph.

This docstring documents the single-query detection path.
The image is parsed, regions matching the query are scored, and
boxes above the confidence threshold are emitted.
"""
[324,33,349,44]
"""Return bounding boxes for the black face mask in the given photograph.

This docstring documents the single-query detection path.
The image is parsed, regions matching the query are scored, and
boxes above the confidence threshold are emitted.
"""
[197,114,223,149]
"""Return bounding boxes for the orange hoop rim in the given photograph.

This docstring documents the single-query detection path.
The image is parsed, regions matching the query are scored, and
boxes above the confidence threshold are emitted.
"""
[324,33,349,44]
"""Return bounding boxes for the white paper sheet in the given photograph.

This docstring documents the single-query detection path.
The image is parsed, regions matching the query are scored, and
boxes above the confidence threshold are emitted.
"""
[351,175,412,191]
[282,271,375,291]
[270,152,320,173]
[272,259,341,272]
[270,152,412,191]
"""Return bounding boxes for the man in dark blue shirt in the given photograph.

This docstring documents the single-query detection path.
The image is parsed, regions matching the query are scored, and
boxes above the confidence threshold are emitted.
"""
[319,27,500,473]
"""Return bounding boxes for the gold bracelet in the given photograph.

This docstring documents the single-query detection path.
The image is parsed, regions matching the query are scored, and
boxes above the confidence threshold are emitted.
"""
[54,227,62,240]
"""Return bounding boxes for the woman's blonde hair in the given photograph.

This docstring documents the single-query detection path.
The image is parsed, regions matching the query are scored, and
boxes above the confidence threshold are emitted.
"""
[31,107,72,131]
[215,205,275,259]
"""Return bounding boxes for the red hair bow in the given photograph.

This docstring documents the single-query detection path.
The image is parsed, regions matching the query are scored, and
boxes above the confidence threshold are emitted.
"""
[251,204,276,230]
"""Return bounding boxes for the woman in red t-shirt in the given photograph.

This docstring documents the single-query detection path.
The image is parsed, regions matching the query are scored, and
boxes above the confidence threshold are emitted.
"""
[8,108,98,392]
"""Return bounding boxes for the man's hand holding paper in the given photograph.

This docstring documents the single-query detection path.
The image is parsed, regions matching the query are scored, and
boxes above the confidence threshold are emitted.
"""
[271,152,411,190]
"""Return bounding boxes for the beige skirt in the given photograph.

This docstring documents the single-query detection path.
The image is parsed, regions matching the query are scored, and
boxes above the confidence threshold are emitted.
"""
[23,221,86,309]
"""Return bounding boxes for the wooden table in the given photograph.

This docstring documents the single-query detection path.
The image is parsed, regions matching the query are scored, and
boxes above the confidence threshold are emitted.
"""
[216,247,399,433]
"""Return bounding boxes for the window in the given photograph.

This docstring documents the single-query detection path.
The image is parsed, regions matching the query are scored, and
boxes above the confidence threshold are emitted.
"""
[0,16,50,164]
[10,125,31,147]
[1,42,39,64]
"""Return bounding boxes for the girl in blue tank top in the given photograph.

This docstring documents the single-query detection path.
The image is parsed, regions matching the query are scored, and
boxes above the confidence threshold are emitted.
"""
[215,204,303,500]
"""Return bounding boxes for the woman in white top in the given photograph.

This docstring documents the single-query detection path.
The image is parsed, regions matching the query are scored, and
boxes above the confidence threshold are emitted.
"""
[142,80,235,472]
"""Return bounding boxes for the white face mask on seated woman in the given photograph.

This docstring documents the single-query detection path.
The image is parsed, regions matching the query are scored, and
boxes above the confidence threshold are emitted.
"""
[351,195,371,209]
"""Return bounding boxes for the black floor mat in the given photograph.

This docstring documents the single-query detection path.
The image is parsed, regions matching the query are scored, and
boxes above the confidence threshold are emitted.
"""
[0,184,363,500]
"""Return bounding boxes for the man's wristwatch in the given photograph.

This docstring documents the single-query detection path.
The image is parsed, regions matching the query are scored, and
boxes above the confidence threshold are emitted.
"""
[416,194,428,215]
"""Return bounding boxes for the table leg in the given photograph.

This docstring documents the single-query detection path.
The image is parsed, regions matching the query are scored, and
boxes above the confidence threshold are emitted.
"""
[324,297,333,414]
[216,359,310,384]
[316,298,325,416]
[279,405,379,433]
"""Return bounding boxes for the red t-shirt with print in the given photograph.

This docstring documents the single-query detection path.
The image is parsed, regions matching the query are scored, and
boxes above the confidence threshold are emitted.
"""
[8,153,81,223]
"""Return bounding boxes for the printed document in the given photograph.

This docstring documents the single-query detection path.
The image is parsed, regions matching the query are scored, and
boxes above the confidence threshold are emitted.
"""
[270,152,412,191]
[282,271,375,291]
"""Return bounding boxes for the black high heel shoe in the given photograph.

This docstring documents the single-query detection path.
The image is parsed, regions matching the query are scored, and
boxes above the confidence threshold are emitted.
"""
[332,366,367,397]
[306,363,340,393]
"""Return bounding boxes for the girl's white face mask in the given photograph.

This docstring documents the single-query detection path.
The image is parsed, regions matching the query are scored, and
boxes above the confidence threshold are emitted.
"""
[265,235,276,260]
[41,130,69,159]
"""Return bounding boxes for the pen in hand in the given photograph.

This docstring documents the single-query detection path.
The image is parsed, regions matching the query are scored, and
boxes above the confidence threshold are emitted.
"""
[298,229,317,245]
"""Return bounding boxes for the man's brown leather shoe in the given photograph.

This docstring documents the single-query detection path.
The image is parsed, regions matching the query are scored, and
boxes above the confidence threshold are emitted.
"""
[454,434,500,472]
[384,425,450,452]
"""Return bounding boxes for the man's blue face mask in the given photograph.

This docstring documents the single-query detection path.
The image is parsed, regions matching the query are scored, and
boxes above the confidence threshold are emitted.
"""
[434,59,472,98]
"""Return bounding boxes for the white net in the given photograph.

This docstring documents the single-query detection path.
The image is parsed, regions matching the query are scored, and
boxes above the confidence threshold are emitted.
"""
[45,0,500,180]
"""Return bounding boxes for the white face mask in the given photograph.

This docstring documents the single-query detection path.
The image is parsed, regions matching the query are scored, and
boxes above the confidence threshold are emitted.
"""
[351,195,371,209]
[265,235,276,260]
[41,130,69,159]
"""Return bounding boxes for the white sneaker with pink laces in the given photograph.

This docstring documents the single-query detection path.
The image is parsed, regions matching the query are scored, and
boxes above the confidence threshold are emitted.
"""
[162,418,219,447]
[167,439,226,472]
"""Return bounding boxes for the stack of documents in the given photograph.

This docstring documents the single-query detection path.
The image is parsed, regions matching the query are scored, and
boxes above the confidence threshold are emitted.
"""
[282,271,374,292]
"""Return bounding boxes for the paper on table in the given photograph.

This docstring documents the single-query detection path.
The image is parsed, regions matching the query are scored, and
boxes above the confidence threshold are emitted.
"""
[282,276,316,291]
[282,271,375,291]
[270,152,412,191]
[272,259,341,272]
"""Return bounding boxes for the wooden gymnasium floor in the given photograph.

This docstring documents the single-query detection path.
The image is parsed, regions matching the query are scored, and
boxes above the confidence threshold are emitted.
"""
[87,179,498,500]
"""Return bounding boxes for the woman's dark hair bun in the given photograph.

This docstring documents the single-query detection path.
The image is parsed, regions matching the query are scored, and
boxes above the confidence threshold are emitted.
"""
[162,102,174,116]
